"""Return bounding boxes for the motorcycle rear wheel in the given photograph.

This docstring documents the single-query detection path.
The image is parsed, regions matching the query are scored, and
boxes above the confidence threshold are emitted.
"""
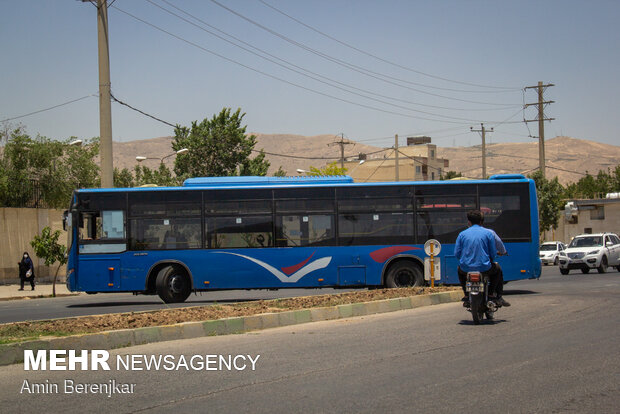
[470,294,484,325]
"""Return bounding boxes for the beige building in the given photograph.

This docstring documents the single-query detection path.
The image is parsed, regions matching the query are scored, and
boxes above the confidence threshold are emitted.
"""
[343,136,449,182]
[544,196,620,243]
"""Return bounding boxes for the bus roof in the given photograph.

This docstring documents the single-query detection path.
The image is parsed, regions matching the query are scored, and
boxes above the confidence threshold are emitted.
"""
[183,175,354,187]
[75,174,529,193]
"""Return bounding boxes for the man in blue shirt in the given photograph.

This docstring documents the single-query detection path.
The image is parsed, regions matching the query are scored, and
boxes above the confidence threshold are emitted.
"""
[455,210,510,307]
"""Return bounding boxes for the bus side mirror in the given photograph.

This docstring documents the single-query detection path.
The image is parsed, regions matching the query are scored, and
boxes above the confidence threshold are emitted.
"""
[62,210,68,231]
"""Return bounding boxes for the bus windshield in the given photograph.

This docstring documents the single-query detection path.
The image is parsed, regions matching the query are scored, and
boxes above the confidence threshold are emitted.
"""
[539,244,557,251]
[569,236,602,248]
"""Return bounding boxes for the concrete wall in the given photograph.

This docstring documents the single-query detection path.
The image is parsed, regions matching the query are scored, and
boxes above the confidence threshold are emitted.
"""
[0,208,67,284]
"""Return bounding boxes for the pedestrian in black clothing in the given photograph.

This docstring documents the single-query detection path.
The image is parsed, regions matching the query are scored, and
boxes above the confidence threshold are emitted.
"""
[18,252,35,291]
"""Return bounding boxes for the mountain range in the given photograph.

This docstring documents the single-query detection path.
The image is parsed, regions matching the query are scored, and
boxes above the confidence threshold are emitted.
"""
[112,135,620,185]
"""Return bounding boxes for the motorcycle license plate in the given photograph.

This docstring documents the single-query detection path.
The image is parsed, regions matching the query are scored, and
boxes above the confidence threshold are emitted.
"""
[466,282,482,293]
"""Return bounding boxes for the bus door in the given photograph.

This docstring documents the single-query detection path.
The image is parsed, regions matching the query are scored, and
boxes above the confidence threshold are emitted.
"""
[77,209,127,291]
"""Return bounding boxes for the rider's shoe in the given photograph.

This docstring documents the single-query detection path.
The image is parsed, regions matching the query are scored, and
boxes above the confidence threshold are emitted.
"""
[494,297,511,307]
[461,296,470,308]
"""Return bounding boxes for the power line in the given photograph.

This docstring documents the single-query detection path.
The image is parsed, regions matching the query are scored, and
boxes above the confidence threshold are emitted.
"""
[108,90,366,162]
[1,94,97,123]
[252,149,337,161]
[112,5,506,125]
[253,145,389,161]
[110,93,177,128]
[148,0,521,121]
[208,0,520,107]
[544,165,587,176]
[258,0,521,92]
[363,155,391,183]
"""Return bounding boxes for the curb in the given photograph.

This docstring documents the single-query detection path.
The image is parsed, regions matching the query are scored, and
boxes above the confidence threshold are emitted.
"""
[0,290,462,366]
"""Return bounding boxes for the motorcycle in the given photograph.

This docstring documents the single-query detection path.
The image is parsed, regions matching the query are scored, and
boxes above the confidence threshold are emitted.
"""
[465,271,498,325]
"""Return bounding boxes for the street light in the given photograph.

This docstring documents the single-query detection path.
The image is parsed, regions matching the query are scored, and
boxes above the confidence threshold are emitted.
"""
[136,148,189,163]
[69,139,83,146]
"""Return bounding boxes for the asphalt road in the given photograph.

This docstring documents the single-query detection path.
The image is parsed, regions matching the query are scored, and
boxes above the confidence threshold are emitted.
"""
[1,265,617,324]
[1,265,619,413]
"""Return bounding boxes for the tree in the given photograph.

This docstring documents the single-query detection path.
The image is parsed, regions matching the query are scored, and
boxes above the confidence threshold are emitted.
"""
[305,162,347,176]
[60,137,100,191]
[239,149,270,176]
[529,170,564,239]
[0,130,100,208]
[563,166,620,199]
[30,226,67,297]
[172,108,269,179]
[133,163,179,187]
[272,166,287,177]
[0,127,33,207]
[114,167,135,188]
[440,170,463,180]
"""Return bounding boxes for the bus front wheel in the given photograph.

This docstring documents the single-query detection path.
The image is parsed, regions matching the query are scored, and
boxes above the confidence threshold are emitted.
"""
[156,265,191,303]
[385,261,424,288]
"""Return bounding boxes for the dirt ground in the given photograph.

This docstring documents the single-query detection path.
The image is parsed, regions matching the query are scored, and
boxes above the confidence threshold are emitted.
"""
[0,286,458,343]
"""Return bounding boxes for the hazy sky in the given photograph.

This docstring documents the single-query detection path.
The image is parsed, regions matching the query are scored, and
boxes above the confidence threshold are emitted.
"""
[1,0,619,149]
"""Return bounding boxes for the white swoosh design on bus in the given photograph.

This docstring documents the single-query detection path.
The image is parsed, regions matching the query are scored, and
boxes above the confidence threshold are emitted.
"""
[216,252,332,283]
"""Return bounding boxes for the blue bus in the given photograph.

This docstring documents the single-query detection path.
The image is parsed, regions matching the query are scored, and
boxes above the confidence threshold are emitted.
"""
[64,174,541,302]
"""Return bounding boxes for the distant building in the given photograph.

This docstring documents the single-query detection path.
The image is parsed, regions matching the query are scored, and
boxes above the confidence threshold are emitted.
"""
[343,137,449,182]
[544,194,620,242]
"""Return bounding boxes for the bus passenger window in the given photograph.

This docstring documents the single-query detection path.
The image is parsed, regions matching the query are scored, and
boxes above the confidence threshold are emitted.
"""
[276,215,335,247]
[207,216,273,249]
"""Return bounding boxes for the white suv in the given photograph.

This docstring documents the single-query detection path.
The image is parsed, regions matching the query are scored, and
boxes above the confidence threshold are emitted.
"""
[558,233,620,275]
[539,241,566,266]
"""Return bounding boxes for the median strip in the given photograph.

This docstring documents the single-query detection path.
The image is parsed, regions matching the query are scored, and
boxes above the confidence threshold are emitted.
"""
[0,287,461,366]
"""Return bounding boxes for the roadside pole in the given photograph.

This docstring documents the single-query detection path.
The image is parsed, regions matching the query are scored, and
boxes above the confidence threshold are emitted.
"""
[424,239,441,287]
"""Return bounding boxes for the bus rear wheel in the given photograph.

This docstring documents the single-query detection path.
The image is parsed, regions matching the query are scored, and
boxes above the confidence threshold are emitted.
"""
[156,265,191,303]
[385,261,424,288]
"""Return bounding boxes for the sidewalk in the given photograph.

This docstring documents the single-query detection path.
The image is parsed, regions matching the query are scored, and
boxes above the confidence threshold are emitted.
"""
[0,282,79,301]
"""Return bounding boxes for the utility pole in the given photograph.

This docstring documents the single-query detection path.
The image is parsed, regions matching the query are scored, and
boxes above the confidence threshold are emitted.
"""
[470,123,493,179]
[329,133,353,170]
[394,134,399,182]
[92,0,114,188]
[524,81,555,179]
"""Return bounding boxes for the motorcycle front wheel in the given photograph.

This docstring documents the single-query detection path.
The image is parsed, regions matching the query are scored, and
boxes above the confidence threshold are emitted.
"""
[470,294,484,325]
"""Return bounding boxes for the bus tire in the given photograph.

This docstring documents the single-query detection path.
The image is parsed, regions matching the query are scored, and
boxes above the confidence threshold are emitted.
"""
[155,265,191,303]
[385,261,424,288]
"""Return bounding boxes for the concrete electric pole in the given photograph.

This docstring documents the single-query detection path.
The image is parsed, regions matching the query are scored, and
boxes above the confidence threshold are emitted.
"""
[394,134,399,182]
[330,134,353,170]
[524,81,555,179]
[92,0,114,188]
[470,123,493,179]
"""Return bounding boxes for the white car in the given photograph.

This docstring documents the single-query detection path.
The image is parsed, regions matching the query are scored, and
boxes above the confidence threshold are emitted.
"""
[539,241,566,266]
[558,233,620,275]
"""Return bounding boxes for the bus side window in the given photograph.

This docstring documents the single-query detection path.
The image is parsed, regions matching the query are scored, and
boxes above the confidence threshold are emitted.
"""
[78,210,127,254]
[79,212,98,240]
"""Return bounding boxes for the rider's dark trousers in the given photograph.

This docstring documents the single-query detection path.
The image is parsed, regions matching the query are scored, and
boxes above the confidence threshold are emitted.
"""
[457,262,504,298]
